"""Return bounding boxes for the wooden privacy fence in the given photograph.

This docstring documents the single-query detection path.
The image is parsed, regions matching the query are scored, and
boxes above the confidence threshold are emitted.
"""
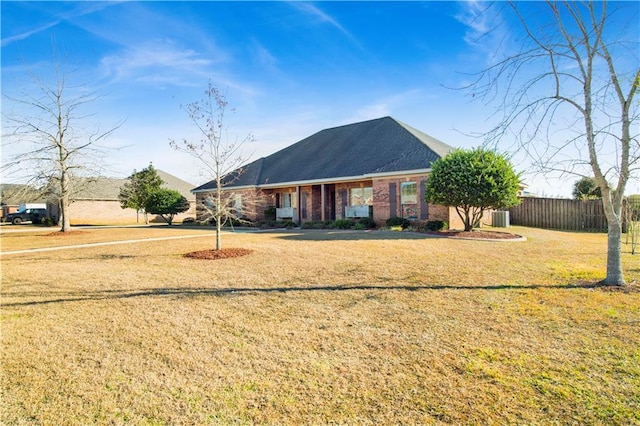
[509,197,607,232]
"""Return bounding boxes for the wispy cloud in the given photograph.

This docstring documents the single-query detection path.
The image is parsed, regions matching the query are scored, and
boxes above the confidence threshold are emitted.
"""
[456,1,489,47]
[289,2,363,50]
[454,1,508,59]
[249,40,278,71]
[1,2,118,48]
[1,21,58,48]
[100,40,214,87]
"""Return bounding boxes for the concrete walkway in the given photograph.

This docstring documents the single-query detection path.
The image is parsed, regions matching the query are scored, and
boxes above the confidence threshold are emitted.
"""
[0,233,213,256]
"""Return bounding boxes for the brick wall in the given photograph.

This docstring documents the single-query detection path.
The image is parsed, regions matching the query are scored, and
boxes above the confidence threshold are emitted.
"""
[334,181,372,220]
[192,179,495,230]
[372,175,484,230]
[428,204,451,224]
[195,190,273,223]
[68,200,196,225]
[444,206,494,230]
[372,174,438,226]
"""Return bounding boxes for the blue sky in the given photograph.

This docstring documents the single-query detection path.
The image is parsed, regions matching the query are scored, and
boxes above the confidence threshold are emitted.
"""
[2,1,639,197]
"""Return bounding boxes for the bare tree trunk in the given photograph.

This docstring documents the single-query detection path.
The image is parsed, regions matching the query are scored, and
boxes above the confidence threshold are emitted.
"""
[216,176,222,251]
[57,98,71,232]
[601,188,626,285]
[60,169,71,232]
[216,216,222,251]
[604,219,625,285]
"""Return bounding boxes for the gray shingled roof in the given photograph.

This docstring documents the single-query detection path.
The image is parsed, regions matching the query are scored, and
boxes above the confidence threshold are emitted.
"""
[69,177,128,200]
[67,170,195,201]
[193,117,454,192]
[0,184,45,205]
[156,170,196,201]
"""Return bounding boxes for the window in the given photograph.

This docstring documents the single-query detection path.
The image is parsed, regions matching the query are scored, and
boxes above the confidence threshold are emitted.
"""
[400,182,417,204]
[400,182,418,219]
[350,187,373,206]
[281,192,297,208]
[233,194,242,214]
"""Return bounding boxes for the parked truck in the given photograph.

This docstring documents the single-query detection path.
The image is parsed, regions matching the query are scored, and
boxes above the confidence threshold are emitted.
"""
[5,203,47,225]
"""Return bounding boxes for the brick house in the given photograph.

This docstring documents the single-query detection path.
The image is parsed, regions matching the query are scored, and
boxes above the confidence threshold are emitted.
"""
[46,170,197,225]
[192,116,469,228]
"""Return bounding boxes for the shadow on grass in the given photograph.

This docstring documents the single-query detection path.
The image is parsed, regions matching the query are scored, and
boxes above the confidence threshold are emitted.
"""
[274,230,441,241]
[2,282,602,307]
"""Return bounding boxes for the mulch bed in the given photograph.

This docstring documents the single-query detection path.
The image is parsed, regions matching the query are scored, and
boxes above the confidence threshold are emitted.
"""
[44,231,88,237]
[184,248,254,260]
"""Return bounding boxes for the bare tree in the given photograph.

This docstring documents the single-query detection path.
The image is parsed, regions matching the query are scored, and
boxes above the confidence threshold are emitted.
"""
[2,54,120,232]
[467,1,639,286]
[170,81,254,250]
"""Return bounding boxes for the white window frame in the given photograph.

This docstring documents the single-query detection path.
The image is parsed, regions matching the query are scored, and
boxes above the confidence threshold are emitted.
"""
[400,182,417,205]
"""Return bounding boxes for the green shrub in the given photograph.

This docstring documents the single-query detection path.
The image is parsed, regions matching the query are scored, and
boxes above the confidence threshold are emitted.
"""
[264,206,276,221]
[358,217,376,229]
[41,217,56,227]
[386,217,410,229]
[298,219,374,230]
[224,217,254,227]
[257,220,296,229]
[424,220,447,231]
[333,219,356,229]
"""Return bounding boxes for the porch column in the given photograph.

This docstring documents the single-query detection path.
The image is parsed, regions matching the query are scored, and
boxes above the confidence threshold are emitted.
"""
[321,184,326,222]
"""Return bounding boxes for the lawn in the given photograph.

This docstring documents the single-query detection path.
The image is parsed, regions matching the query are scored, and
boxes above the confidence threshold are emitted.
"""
[1,226,639,424]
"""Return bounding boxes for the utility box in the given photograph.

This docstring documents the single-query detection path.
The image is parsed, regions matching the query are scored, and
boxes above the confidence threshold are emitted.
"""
[492,211,510,228]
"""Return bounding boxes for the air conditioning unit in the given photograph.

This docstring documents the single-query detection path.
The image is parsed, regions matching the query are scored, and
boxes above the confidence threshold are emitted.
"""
[492,211,510,228]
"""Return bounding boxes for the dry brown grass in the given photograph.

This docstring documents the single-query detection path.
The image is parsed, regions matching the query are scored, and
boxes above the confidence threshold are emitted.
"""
[1,226,639,424]
[0,226,209,252]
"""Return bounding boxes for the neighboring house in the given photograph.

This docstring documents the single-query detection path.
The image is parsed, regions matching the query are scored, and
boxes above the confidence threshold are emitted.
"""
[192,116,474,228]
[46,170,196,225]
[0,184,45,221]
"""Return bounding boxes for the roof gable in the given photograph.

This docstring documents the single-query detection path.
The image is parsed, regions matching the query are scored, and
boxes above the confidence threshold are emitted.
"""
[156,170,196,201]
[193,116,454,191]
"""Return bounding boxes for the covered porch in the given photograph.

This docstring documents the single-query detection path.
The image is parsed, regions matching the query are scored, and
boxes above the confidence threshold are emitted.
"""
[269,180,373,224]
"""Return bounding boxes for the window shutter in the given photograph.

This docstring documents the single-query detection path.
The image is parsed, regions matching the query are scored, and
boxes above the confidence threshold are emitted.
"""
[389,183,397,217]
[420,179,428,220]
[301,192,307,219]
[340,190,348,217]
